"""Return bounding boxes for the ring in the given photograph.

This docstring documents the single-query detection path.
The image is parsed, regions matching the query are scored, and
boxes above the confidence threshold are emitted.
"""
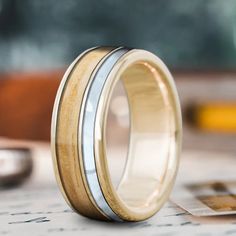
[51,47,182,222]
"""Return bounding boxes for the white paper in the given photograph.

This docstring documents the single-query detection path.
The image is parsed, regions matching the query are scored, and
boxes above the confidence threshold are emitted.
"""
[0,146,236,235]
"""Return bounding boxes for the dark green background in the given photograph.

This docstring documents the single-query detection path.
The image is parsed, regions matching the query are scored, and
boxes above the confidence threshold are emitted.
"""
[1,0,236,71]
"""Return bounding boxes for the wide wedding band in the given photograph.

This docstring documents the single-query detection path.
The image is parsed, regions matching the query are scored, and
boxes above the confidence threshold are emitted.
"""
[51,47,182,222]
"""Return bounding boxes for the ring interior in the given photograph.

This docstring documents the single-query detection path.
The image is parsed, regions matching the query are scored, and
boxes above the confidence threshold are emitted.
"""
[112,60,179,214]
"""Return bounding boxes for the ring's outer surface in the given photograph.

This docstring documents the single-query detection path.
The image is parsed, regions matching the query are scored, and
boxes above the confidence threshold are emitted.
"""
[51,47,182,222]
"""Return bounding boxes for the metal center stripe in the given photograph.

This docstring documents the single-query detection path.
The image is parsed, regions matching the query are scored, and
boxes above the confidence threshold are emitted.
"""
[81,48,129,221]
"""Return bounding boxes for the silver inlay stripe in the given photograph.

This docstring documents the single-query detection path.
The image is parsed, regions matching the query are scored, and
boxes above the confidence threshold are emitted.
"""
[81,48,129,221]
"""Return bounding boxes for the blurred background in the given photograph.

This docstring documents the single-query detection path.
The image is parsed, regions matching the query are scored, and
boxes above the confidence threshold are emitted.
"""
[1,0,236,155]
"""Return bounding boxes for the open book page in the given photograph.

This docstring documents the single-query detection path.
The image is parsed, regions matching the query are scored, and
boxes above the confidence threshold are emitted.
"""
[1,145,236,236]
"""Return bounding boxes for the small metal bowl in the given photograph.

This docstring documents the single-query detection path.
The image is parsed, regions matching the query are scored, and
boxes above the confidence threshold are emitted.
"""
[0,147,33,187]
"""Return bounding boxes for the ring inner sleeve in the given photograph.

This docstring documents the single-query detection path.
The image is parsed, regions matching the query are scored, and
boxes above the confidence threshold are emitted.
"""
[115,61,178,213]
